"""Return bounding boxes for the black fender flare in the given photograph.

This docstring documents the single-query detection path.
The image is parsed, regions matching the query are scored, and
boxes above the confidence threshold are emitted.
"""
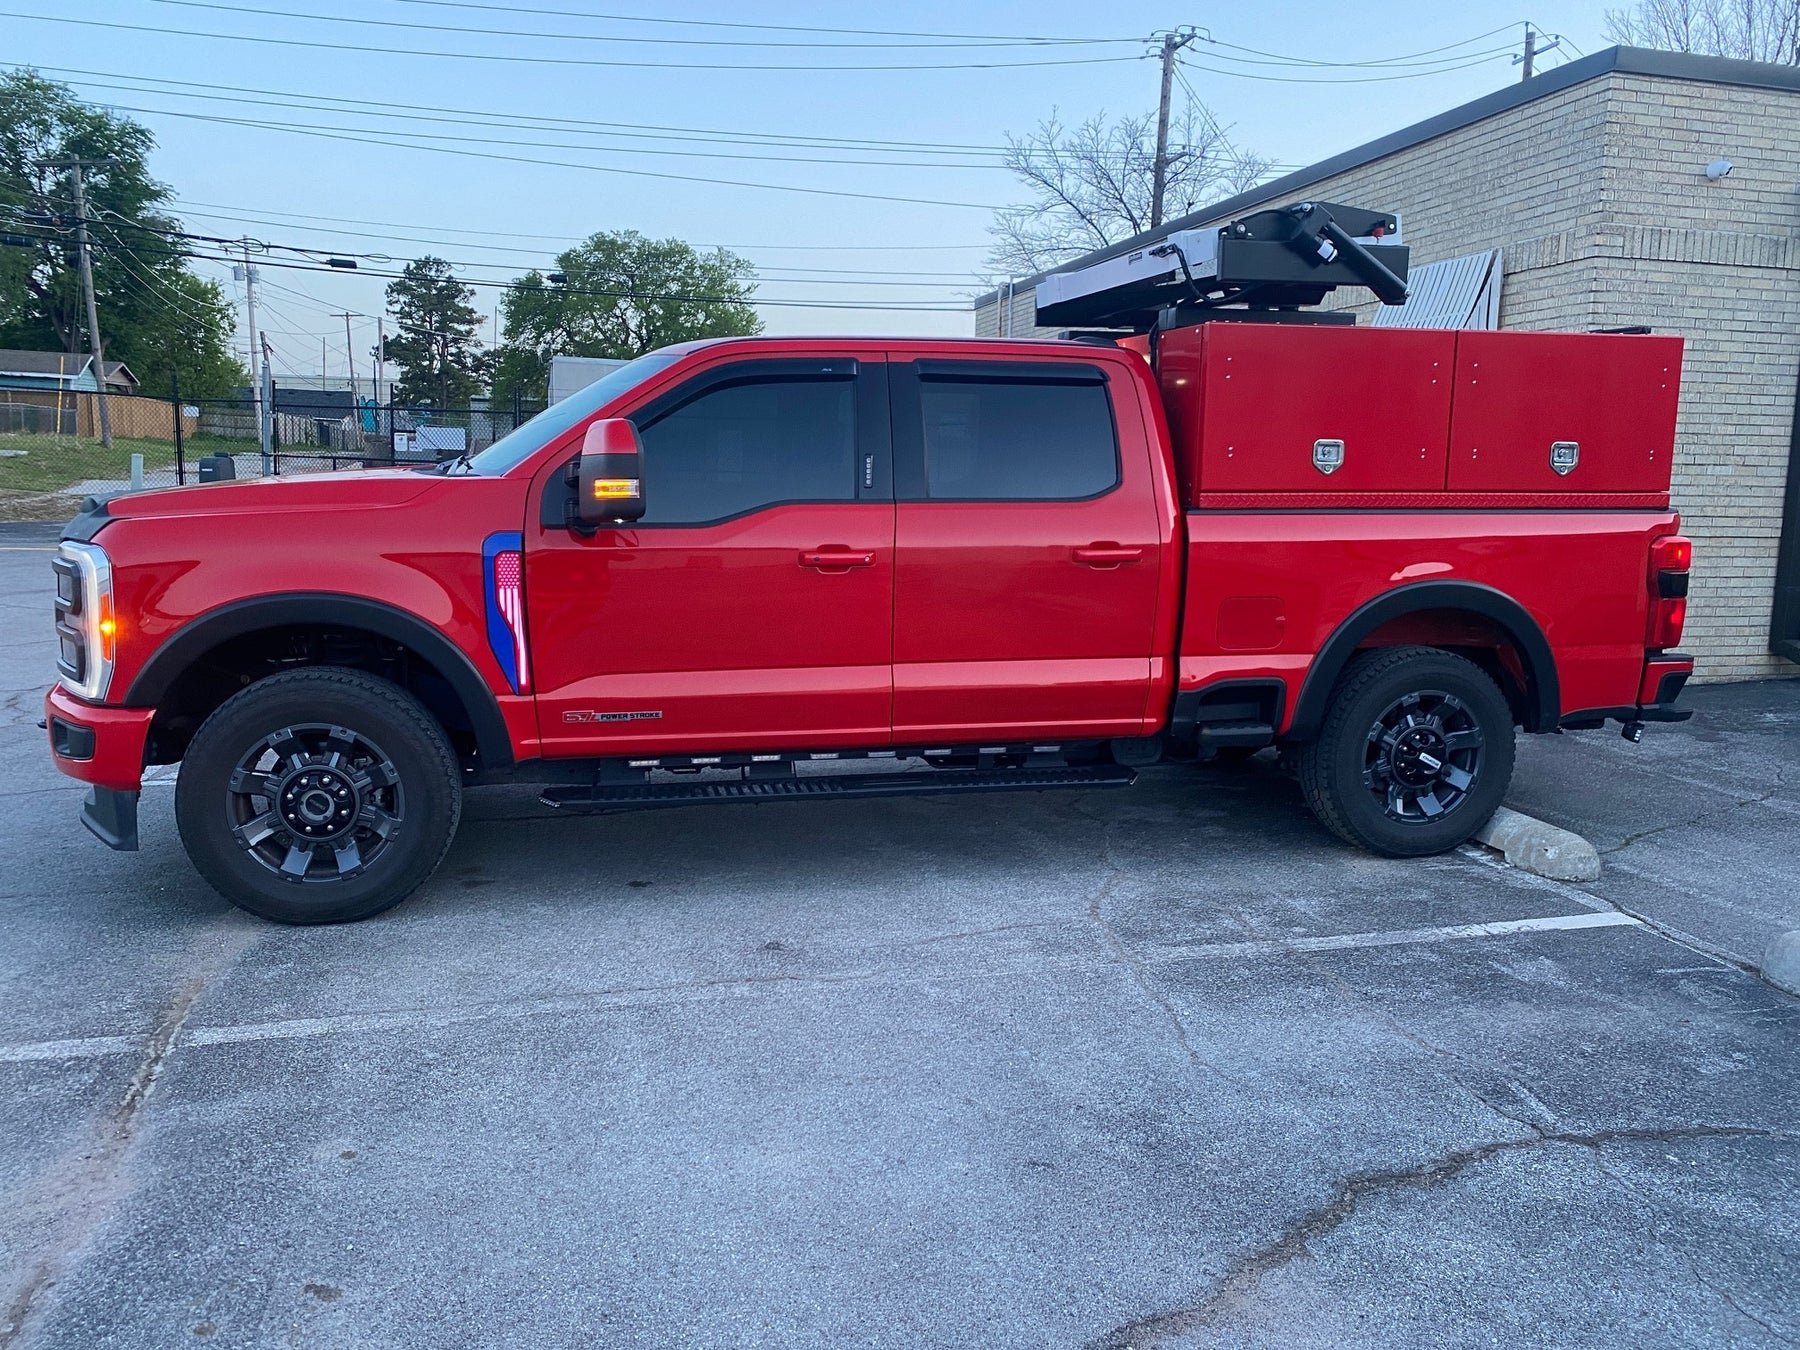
[1287,581,1560,740]
[124,592,514,770]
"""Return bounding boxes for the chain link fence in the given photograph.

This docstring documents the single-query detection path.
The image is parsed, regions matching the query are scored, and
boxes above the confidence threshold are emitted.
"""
[0,387,549,521]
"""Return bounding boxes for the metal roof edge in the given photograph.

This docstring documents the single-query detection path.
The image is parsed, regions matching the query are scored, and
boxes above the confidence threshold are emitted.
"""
[974,45,1800,309]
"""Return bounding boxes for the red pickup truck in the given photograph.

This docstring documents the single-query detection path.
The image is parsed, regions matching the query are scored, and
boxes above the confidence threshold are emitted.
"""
[46,326,1693,924]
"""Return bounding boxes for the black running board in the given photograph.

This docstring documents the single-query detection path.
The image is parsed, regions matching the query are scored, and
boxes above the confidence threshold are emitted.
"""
[540,764,1137,813]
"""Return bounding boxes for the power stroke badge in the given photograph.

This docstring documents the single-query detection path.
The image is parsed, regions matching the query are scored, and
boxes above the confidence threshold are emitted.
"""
[562,710,664,724]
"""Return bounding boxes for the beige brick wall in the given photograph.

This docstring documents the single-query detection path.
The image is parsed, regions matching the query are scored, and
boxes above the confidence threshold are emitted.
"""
[975,69,1800,682]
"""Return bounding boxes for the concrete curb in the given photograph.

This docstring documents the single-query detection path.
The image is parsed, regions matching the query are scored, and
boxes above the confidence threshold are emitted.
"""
[1475,806,1603,882]
[1762,931,1800,997]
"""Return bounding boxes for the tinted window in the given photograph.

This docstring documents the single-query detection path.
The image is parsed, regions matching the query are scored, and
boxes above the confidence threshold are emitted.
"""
[637,376,856,523]
[920,377,1118,500]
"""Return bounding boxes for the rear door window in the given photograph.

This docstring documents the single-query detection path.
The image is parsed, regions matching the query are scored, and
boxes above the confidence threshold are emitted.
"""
[916,370,1118,501]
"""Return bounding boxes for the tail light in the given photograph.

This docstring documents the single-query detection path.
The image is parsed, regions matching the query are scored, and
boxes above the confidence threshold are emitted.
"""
[1648,534,1691,650]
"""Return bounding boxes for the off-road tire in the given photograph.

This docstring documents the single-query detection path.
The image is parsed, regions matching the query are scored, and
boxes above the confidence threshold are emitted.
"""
[1296,646,1514,858]
[175,667,462,924]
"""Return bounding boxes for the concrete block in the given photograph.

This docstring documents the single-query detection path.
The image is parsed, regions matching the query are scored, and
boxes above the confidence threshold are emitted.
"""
[1762,931,1800,998]
[1475,806,1603,882]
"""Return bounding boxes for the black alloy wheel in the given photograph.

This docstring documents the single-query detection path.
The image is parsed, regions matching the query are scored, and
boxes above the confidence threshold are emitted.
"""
[1362,690,1484,822]
[176,667,461,923]
[226,723,404,883]
[1296,646,1515,858]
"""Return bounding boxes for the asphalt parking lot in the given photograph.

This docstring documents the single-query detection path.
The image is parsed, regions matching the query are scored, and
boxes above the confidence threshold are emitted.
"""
[2,524,1796,1349]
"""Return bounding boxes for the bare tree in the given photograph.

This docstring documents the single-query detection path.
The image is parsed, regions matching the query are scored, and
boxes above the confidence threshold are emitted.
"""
[986,102,1273,278]
[1606,0,1799,62]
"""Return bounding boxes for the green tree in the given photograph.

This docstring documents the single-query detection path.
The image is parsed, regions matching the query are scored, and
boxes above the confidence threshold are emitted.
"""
[492,231,760,404]
[0,69,244,397]
[380,256,492,407]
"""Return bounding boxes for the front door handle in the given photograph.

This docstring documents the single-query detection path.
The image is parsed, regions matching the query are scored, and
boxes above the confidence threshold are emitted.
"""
[799,548,877,571]
[1072,543,1144,568]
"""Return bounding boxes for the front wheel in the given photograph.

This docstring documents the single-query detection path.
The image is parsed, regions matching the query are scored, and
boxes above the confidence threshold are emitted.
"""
[1296,646,1514,858]
[175,667,462,923]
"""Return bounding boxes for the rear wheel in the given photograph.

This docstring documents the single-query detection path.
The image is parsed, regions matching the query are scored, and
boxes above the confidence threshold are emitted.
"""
[1296,646,1514,857]
[175,667,462,923]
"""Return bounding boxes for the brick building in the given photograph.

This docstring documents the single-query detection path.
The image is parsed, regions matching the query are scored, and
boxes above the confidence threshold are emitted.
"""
[974,47,1800,683]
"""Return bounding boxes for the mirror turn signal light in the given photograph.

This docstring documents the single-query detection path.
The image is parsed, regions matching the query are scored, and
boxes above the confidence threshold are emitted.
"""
[591,478,642,500]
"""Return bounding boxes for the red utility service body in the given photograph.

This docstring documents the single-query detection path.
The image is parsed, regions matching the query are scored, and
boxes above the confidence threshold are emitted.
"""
[46,329,1693,805]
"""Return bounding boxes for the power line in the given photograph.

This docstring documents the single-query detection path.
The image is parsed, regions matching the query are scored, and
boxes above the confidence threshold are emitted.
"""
[153,245,975,313]
[0,12,1147,71]
[165,198,990,252]
[151,0,1133,49]
[1195,23,1527,68]
[1177,49,1513,85]
[35,73,1015,162]
[76,92,1011,171]
[65,101,1001,210]
[388,0,1124,43]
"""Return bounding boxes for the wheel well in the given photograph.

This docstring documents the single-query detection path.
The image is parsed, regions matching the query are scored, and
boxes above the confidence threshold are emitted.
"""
[1286,582,1561,741]
[1355,609,1533,724]
[144,624,480,769]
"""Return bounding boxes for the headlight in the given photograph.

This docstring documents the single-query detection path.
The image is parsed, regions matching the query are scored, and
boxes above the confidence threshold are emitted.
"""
[53,541,116,701]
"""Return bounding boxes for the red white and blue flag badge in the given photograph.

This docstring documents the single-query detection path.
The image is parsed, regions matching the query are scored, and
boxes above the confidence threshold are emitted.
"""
[482,531,529,694]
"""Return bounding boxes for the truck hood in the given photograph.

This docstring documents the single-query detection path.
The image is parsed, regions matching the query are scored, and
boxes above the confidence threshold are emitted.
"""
[93,468,439,522]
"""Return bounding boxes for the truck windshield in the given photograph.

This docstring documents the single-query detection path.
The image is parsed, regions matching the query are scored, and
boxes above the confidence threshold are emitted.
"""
[457,350,683,475]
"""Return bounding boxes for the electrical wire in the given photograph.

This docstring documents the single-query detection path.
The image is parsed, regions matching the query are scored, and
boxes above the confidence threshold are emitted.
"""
[388,0,1124,44]
[1177,49,1513,85]
[78,93,1010,172]
[149,0,1133,50]
[24,69,1012,160]
[1195,23,1526,68]
[0,12,1148,72]
[61,102,1002,211]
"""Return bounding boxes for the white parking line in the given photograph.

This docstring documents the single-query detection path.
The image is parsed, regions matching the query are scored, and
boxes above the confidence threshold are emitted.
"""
[1,909,1644,1066]
[1161,910,1640,961]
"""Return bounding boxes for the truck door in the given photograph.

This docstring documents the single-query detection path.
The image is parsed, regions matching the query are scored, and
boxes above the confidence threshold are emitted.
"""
[526,354,894,757]
[889,356,1164,742]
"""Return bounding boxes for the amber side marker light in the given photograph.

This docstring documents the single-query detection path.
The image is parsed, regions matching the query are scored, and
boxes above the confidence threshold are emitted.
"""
[97,597,117,661]
[591,478,642,499]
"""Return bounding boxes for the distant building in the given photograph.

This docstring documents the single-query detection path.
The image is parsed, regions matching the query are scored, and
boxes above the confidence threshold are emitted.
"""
[974,46,1800,684]
[549,355,629,404]
[0,350,139,395]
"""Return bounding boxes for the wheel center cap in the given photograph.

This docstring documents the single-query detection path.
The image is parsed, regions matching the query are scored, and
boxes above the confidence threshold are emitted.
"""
[1392,729,1449,786]
[278,766,359,839]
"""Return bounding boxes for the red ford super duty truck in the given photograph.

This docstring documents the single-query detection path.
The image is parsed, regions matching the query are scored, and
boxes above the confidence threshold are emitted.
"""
[44,206,1695,924]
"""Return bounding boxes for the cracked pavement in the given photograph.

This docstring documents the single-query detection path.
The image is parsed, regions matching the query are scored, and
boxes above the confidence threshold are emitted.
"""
[1,524,1796,1348]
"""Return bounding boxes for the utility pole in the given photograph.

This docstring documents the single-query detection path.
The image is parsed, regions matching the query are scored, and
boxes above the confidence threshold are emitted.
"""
[236,240,264,466]
[375,317,385,404]
[1150,28,1197,231]
[259,331,274,474]
[335,312,360,404]
[35,158,114,447]
[1516,24,1559,80]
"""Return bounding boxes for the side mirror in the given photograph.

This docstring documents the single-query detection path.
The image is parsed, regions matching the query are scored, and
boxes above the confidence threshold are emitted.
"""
[575,418,646,525]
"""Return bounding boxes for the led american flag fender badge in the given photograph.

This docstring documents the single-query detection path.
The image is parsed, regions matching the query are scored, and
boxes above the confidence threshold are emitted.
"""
[482,532,529,695]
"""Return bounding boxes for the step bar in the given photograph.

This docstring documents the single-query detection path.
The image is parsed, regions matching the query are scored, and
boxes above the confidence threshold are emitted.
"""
[540,764,1137,813]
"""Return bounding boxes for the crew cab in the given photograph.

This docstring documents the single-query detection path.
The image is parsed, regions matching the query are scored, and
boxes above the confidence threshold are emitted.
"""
[47,327,1694,923]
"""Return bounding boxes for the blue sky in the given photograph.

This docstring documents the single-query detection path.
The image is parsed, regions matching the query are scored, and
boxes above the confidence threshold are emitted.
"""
[4,0,1623,380]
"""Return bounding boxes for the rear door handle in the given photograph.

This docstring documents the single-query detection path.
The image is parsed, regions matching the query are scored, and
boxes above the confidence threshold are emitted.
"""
[799,548,877,570]
[1072,544,1144,567]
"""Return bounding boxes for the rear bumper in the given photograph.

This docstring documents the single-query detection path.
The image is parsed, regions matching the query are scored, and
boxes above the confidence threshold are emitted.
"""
[1559,651,1695,729]
[46,686,151,851]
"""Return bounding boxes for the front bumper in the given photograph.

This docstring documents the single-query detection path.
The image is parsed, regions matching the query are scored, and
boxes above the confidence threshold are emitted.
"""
[45,685,152,852]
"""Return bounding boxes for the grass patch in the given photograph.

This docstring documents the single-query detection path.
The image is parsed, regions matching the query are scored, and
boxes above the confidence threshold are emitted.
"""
[0,433,254,493]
